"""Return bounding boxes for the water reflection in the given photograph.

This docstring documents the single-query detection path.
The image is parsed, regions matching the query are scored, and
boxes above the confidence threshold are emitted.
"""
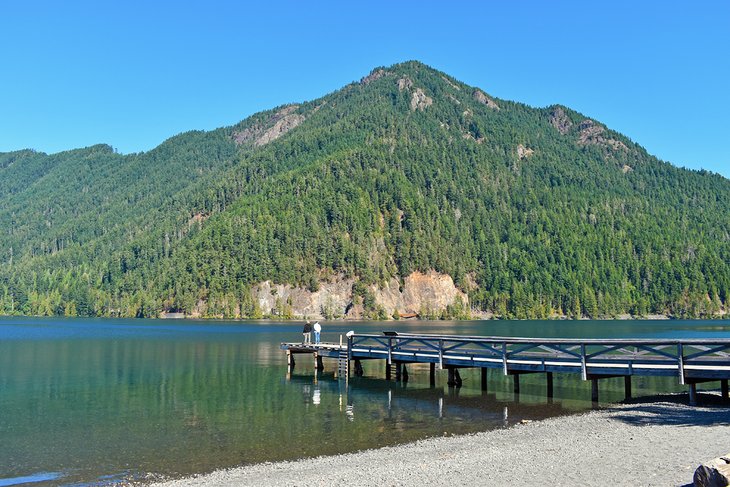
[1,317,728,486]
[283,370,585,436]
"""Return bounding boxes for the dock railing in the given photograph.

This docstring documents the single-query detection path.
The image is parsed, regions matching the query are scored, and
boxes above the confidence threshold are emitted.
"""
[284,332,730,405]
[348,333,730,382]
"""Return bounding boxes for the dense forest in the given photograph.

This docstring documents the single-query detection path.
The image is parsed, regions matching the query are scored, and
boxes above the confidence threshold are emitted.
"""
[1,61,728,319]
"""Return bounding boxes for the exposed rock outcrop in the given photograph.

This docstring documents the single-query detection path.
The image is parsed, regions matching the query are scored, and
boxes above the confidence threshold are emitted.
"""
[577,119,628,151]
[517,144,534,159]
[463,133,484,144]
[373,271,468,315]
[253,278,354,319]
[254,112,305,146]
[442,75,461,90]
[410,88,433,111]
[232,105,305,147]
[549,107,573,134]
[397,77,413,91]
[361,68,389,85]
[473,89,500,110]
[245,271,468,320]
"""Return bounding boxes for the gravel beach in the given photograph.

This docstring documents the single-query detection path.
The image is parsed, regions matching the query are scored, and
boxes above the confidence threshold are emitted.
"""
[151,395,730,487]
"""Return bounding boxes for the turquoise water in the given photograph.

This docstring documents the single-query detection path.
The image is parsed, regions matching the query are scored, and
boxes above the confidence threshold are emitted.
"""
[1,317,729,485]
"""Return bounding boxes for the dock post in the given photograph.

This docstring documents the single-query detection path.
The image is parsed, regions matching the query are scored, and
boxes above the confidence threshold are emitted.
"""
[513,374,520,395]
[447,367,455,387]
[546,372,553,398]
[315,354,324,371]
[591,378,599,404]
[481,368,488,392]
[287,351,295,368]
[395,362,402,381]
[385,361,391,380]
[429,363,436,387]
[689,383,698,406]
[402,365,409,383]
[721,380,729,400]
[354,359,363,377]
[677,343,685,385]
[624,376,632,400]
[446,367,462,387]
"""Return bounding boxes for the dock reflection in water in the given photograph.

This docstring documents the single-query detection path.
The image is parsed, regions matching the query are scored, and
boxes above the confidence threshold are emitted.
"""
[284,366,583,436]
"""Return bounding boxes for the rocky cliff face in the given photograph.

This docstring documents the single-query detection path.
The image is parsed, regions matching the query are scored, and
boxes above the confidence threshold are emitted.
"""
[252,277,354,319]
[372,271,467,316]
[250,270,467,320]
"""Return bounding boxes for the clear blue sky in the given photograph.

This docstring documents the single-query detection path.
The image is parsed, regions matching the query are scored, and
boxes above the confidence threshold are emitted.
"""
[1,0,728,177]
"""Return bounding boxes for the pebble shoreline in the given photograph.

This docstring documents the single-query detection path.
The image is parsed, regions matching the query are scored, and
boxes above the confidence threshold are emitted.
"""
[150,396,730,487]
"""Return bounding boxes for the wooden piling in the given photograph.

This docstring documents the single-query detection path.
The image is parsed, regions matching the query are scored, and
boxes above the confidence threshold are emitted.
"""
[513,374,520,395]
[546,372,553,398]
[689,383,698,406]
[591,378,599,403]
[624,376,632,400]
[429,363,436,387]
[721,379,728,400]
[481,368,488,392]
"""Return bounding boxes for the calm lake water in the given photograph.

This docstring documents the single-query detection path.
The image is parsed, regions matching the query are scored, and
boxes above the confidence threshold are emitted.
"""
[1,317,729,486]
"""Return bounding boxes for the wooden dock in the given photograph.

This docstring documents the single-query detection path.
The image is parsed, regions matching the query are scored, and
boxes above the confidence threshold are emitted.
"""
[281,332,730,405]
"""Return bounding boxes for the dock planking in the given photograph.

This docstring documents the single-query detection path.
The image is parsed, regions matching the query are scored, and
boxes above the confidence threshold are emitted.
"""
[282,332,730,406]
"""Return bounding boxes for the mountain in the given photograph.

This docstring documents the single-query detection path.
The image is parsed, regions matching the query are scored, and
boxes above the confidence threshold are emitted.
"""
[1,61,728,320]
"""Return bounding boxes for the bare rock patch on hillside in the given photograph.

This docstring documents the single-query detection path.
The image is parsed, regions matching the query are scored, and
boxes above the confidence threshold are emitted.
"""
[361,68,390,85]
[253,278,354,319]
[473,89,500,110]
[245,271,468,320]
[232,105,305,147]
[410,88,433,111]
[577,120,628,151]
[397,77,413,91]
[549,107,573,134]
[374,271,468,315]
[442,75,461,90]
[517,144,534,159]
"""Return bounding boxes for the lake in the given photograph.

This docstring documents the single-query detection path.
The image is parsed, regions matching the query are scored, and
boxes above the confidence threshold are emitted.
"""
[1,317,729,486]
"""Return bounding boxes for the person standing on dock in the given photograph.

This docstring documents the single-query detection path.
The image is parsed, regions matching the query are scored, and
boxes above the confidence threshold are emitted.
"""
[313,321,321,344]
[302,321,312,344]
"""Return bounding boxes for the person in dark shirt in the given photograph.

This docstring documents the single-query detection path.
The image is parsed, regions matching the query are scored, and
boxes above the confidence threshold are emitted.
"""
[302,321,312,344]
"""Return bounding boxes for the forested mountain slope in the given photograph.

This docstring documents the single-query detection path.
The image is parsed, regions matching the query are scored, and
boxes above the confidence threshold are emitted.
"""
[1,61,728,319]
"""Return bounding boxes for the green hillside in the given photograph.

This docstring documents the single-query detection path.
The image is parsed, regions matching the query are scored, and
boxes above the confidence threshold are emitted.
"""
[1,61,728,319]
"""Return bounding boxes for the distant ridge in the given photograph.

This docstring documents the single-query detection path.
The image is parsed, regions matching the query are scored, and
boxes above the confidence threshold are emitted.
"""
[0,61,728,320]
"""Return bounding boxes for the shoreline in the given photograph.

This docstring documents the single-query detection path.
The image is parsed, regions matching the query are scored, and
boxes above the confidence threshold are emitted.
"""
[149,394,730,487]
